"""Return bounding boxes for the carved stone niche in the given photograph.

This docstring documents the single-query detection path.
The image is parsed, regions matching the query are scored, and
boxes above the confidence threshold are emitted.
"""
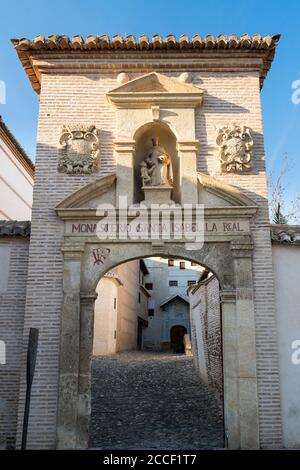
[58,125,100,174]
[216,124,253,173]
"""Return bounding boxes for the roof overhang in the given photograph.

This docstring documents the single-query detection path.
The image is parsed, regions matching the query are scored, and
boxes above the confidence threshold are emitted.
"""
[11,34,280,94]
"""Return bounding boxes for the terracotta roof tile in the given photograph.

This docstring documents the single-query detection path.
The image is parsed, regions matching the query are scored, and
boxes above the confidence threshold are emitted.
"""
[11,33,280,94]
[0,220,31,237]
[271,224,300,244]
[12,33,280,52]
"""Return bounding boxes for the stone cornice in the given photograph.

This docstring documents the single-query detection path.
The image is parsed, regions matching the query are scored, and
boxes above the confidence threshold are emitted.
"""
[177,141,199,152]
[107,91,203,109]
[11,33,280,94]
[55,206,257,221]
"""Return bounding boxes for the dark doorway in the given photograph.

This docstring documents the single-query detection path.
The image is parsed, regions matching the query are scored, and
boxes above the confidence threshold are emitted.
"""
[170,325,187,354]
[137,317,148,350]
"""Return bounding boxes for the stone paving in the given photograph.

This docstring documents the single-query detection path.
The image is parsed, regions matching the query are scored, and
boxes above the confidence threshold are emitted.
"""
[89,351,224,450]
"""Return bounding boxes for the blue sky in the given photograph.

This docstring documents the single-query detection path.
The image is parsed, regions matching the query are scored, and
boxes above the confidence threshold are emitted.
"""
[0,0,299,201]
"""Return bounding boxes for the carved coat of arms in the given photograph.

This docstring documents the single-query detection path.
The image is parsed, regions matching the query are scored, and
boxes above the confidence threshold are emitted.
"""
[216,124,253,172]
[58,125,100,174]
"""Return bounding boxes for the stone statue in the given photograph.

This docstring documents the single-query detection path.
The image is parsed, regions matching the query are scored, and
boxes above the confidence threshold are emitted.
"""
[216,124,253,173]
[140,137,173,187]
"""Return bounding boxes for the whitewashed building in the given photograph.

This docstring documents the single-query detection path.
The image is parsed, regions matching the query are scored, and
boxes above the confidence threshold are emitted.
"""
[93,259,150,355]
[143,257,203,351]
[0,117,34,220]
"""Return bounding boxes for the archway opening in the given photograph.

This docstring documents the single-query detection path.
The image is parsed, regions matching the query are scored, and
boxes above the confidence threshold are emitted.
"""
[88,255,225,450]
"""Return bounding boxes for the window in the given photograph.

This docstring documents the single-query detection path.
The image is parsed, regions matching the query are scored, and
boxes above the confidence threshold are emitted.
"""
[180,261,185,270]
[114,298,117,309]
[148,309,154,316]
[187,280,196,286]
[138,292,141,303]
[169,280,178,287]
[145,283,153,290]
[168,259,174,266]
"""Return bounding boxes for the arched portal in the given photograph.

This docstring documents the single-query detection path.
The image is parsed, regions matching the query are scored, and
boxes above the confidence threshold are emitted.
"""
[55,172,260,451]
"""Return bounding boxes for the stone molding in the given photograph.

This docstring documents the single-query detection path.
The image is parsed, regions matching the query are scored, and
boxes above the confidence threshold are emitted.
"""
[177,140,199,152]
[220,289,236,303]
[113,141,136,153]
[230,239,254,258]
[80,291,98,304]
[106,72,203,109]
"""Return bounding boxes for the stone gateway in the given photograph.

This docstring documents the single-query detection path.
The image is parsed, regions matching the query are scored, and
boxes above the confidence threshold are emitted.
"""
[3,33,285,449]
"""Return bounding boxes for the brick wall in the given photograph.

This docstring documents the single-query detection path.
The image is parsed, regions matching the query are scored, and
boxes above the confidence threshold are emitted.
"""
[189,275,223,400]
[15,52,281,448]
[0,238,29,448]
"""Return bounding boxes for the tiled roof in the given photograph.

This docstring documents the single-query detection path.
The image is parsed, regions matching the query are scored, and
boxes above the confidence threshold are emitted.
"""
[0,116,34,176]
[11,33,280,94]
[11,33,280,51]
[271,224,300,244]
[0,220,31,237]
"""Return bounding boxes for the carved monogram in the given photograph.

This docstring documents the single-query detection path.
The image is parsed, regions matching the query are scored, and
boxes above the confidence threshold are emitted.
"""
[216,124,253,173]
[58,125,100,174]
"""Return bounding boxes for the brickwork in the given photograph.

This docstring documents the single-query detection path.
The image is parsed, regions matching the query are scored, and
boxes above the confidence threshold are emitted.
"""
[0,238,29,448]
[13,48,282,448]
[189,276,223,400]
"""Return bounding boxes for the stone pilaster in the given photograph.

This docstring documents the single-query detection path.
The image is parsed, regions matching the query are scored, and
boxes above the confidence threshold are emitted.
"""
[176,140,199,204]
[231,238,260,449]
[76,291,98,449]
[220,289,240,449]
[114,140,135,204]
[56,244,84,450]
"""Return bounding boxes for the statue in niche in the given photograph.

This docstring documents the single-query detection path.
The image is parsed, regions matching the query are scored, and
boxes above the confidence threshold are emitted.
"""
[140,137,173,187]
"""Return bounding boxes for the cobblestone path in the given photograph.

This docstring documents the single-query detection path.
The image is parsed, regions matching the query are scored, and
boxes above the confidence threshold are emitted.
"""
[89,351,224,449]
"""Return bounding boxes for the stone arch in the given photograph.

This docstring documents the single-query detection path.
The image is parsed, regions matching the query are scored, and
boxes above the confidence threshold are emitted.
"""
[57,236,259,451]
[83,242,232,293]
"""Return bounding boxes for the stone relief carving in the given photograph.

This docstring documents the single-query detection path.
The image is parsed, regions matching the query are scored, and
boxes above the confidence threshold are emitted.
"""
[58,125,100,174]
[216,124,253,172]
[140,137,173,187]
